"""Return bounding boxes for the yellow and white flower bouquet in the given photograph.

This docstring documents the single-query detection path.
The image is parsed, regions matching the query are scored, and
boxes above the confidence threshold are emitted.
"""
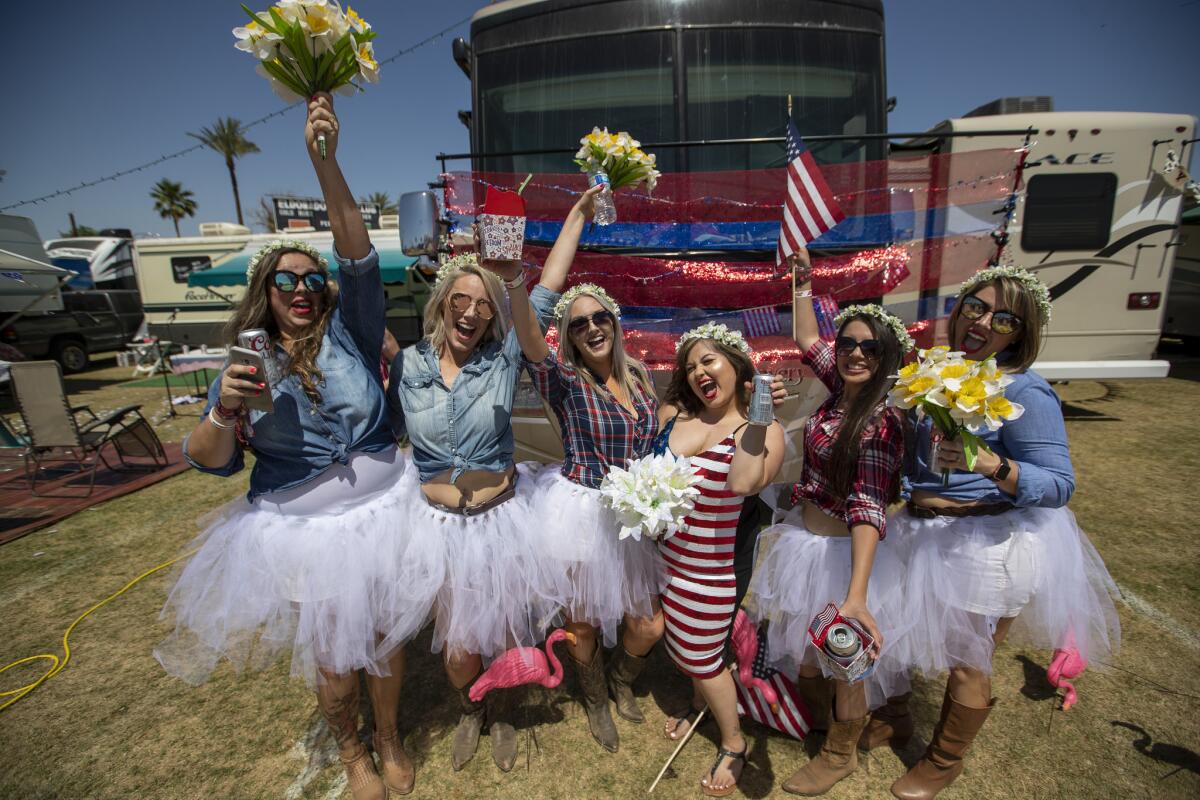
[574,127,660,193]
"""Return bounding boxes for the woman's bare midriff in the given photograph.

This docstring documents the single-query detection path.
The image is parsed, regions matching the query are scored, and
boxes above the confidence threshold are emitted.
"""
[420,465,515,509]
[909,489,991,510]
[803,501,851,538]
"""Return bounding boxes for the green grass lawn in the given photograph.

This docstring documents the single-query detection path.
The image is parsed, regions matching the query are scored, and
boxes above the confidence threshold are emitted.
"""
[0,367,1197,799]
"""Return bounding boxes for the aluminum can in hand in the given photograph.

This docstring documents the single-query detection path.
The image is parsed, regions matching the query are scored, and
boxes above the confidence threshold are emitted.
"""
[748,373,774,426]
[824,622,864,659]
[237,328,277,384]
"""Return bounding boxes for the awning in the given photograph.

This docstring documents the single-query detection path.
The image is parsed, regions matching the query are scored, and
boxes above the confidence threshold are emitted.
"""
[188,241,417,287]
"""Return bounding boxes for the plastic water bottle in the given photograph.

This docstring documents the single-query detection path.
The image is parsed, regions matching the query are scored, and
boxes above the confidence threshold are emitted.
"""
[589,170,617,226]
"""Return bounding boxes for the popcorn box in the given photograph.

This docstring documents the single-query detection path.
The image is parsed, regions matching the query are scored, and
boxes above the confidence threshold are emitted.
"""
[479,185,527,261]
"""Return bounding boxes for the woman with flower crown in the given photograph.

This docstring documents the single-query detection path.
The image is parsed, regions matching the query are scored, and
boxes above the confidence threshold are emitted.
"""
[879,264,1121,800]
[649,319,784,797]
[156,94,416,799]
[746,246,915,796]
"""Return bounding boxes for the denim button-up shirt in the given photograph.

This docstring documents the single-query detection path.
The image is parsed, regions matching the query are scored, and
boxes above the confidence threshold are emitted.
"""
[388,283,557,483]
[184,247,396,500]
[905,368,1075,508]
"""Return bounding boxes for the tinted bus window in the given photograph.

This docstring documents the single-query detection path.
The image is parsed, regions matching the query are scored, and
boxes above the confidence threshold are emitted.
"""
[1021,173,1116,252]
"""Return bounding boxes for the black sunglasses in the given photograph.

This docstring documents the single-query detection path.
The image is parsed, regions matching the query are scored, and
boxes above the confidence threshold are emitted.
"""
[567,310,616,337]
[449,292,495,321]
[834,336,881,358]
[960,295,1022,335]
[272,270,327,294]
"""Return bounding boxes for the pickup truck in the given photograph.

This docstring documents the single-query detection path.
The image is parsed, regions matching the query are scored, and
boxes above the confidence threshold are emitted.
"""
[0,290,143,373]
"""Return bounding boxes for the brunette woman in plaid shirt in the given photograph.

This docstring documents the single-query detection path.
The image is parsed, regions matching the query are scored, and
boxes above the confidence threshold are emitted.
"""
[748,246,915,796]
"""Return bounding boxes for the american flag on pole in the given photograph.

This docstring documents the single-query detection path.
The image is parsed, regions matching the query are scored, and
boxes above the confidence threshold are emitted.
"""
[775,118,846,266]
[741,305,781,338]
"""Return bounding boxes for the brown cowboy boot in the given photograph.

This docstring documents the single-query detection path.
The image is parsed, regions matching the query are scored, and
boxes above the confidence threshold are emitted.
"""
[782,714,868,796]
[317,677,385,800]
[795,674,834,734]
[890,690,995,800]
[859,692,914,751]
[487,688,519,772]
[450,678,485,772]
[607,647,649,723]
[570,649,620,752]
[372,728,415,795]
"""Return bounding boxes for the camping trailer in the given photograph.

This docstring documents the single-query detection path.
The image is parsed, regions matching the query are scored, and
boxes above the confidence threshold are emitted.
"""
[0,215,69,315]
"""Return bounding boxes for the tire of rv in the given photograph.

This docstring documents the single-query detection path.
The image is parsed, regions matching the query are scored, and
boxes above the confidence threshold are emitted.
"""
[51,338,88,374]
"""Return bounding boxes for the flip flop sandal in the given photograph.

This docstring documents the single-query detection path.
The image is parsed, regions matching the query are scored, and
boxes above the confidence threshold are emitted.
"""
[663,705,703,741]
[700,742,750,798]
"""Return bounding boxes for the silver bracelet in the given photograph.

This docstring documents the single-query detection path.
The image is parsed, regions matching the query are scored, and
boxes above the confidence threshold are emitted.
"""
[503,271,526,290]
[208,408,235,429]
[793,289,813,298]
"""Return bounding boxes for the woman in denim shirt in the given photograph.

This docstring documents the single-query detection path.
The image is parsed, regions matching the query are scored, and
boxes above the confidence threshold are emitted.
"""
[156,96,414,800]
[879,267,1121,800]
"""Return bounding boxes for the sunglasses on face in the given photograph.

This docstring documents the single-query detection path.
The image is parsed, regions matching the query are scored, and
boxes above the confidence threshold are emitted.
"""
[567,310,616,337]
[960,295,1022,335]
[835,336,881,359]
[272,270,327,294]
[448,292,495,321]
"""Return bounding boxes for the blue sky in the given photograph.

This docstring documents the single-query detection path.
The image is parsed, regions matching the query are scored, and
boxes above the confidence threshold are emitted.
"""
[3,0,1197,240]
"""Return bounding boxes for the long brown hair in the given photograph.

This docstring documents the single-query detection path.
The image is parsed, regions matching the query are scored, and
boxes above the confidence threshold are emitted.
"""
[557,291,652,403]
[664,338,755,415]
[224,247,335,403]
[948,277,1045,373]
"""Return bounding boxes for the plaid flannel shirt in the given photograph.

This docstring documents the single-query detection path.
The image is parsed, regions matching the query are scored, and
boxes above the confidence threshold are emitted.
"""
[525,350,659,490]
[790,339,903,539]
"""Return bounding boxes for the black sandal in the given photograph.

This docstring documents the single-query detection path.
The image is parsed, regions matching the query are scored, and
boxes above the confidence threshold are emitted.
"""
[701,741,750,798]
[663,704,703,741]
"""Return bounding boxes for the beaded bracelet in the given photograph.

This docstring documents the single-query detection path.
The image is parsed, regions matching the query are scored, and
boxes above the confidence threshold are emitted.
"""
[794,289,813,299]
[213,400,240,419]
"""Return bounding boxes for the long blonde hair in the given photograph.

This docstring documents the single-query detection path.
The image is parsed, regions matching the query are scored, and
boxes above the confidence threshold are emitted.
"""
[224,247,335,403]
[423,262,507,353]
[558,291,652,403]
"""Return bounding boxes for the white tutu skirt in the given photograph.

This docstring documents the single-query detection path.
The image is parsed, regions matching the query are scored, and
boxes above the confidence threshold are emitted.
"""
[529,469,667,647]
[893,505,1121,674]
[748,513,917,709]
[155,447,413,686]
[377,462,571,660]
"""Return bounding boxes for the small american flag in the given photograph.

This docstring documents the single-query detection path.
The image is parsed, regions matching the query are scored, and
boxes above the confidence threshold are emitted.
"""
[775,118,846,266]
[808,602,841,643]
[741,305,781,338]
[734,627,812,740]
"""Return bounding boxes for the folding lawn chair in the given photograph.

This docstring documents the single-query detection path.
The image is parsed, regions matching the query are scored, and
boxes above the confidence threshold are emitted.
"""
[9,361,168,496]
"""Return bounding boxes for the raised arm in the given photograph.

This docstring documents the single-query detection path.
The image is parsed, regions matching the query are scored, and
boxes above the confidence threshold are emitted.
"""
[307,93,369,259]
[539,185,603,293]
[789,247,820,354]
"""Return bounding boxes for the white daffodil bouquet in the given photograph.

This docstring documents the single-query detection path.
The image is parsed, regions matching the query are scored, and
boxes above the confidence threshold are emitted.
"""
[887,346,1025,482]
[574,127,660,193]
[599,453,702,542]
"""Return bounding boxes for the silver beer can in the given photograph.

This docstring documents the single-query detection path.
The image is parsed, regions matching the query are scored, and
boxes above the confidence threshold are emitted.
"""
[748,373,774,426]
[824,622,863,659]
[237,328,276,383]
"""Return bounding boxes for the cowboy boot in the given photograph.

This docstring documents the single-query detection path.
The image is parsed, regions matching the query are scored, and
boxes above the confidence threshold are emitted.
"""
[487,688,519,772]
[570,649,620,752]
[450,677,486,772]
[858,692,914,751]
[373,728,415,795]
[782,714,868,796]
[795,674,834,734]
[607,647,649,723]
[317,676,385,800]
[890,689,995,800]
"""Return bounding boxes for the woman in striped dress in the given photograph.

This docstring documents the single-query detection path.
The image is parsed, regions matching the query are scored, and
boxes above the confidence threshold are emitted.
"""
[653,323,784,797]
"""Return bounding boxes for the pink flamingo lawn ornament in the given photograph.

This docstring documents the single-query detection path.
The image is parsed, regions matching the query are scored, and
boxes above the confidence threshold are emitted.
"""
[469,629,577,702]
[731,609,780,712]
[1046,631,1088,711]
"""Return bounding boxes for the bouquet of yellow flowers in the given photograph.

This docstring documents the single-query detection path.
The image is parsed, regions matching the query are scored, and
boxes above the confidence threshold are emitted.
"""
[234,1,379,156]
[888,346,1025,483]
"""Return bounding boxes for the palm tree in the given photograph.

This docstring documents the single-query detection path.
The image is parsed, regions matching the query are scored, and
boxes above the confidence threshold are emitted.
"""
[188,117,260,226]
[151,179,198,237]
[361,191,399,215]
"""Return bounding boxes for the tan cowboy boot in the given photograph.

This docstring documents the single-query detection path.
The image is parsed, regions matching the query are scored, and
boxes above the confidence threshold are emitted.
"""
[890,689,995,799]
[373,728,415,795]
[450,679,485,772]
[795,674,834,734]
[570,649,619,752]
[859,692,914,751]
[782,714,868,796]
[487,688,519,772]
[607,647,649,723]
[317,677,385,800]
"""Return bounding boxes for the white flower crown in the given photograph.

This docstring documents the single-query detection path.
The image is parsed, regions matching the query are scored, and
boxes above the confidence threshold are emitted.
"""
[435,252,479,287]
[959,265,1053,323]
[245,239,328,283]
[675,322,752,355]
[553,283,622,322]
[834,304,916,354]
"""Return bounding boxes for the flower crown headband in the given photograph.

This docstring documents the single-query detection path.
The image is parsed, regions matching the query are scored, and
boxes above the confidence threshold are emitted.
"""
[675,322,752,355]
[435,252,479,287]
[245,240,328,284]
[959,265,1053,323]
[553,283,622,322]
[834,304,915,354]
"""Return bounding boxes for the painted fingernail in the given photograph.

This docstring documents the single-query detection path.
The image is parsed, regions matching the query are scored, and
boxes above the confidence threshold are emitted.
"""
[258,382,265,388]
[249,366,257,375]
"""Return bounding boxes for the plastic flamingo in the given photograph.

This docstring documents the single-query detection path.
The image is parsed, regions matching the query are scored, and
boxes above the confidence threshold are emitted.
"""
[1046,631,1088,711]
[469,629,577,702]
[731,609,780,712]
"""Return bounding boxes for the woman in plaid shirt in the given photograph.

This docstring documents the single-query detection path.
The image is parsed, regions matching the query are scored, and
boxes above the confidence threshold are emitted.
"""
[749,246,915,797]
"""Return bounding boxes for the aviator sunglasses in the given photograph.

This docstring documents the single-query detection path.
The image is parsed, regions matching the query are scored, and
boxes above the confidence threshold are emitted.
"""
[272,270,328,294]
[449,292,495,320]
[960,295,1023,335]
[834,336,881,359]
[567,309,616,337]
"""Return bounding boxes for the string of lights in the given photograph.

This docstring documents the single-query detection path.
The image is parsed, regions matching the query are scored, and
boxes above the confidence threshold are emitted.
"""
[0,14,472,213]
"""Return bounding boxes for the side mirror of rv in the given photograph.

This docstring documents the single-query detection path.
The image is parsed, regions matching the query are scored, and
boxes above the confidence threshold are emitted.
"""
[399,191,440,257]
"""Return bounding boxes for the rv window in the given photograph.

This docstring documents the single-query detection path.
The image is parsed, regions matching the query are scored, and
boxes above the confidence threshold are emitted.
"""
[171,255,212,283]
[1021,173,1116,252]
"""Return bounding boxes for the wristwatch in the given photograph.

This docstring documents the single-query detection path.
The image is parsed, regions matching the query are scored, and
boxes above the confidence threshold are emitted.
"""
[988,457,1012,482]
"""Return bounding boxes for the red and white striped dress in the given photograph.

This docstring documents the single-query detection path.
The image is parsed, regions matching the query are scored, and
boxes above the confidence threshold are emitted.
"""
[658,429,746,680]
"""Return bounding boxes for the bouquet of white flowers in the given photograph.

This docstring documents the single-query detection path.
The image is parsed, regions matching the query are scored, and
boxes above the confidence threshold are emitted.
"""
[574,127,660,193]
[598,453,702,542]
[888,346,1025,483]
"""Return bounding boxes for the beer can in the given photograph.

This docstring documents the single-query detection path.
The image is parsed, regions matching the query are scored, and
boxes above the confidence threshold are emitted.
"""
[748,373,774,426]
[237,328,276,383]
[824,622,863,659]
